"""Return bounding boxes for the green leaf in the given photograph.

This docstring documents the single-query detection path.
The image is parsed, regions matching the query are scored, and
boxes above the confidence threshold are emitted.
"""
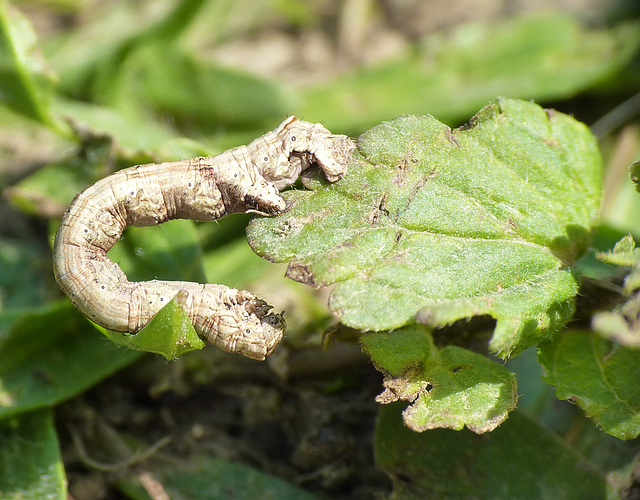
[248,98,602,357]
[122,43,289,130]
[361,326,517,433]
[301,14,640,133]
[52,98,212,160]
[0,1,63,132]
[4,160,94,218]
[118,456,321,500]
[0,238,53,310]
[98,292,205,360]
[538,330,640,440]
[597,234,640,294]
[375,404,612,500]
[592,235,640,347]
[0,409,66,500]
[0,300,140,420]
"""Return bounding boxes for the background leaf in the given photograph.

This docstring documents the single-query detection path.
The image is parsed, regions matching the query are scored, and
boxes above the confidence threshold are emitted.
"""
[0,301,140,420]
[375,404,612,500]
[248,98,602,357]
[538,329,640,440]
[0,409,66,500]
[0,0,63,131]
[118,456,322,500]
[300,14,640,133]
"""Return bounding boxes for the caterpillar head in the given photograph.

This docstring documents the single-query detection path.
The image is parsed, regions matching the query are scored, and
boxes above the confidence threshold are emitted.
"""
[206,301,285,360]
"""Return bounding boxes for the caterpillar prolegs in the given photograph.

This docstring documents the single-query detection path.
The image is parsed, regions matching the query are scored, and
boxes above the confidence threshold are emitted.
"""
[53,117,355,360]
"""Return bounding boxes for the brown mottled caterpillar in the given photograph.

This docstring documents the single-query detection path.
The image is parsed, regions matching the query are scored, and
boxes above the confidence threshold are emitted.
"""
[53,117,354,360]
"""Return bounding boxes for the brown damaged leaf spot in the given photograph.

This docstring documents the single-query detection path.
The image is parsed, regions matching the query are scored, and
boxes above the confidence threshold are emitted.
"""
[415,308,436,326]
[273,219,304,238]
[368,192,390,225]
[449,364,473,373]
[503,218,519,233]
[543,137,561,149]
[392,154,420,186]
[286,262,319,287]
[291,208,332,227]
[456,103,496,131]
[400,175,434,216]
[444,126,461,148]
[375,377,433,405]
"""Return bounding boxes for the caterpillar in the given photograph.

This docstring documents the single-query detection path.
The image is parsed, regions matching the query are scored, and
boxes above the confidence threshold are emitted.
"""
[53,117,355,360]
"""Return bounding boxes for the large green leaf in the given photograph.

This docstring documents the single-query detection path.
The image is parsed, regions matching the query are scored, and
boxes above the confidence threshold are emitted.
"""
[248,98,602,357]
[361,326,517,433]
[539,330,640,440]
[0,409,66,500]
[375,404,613,500]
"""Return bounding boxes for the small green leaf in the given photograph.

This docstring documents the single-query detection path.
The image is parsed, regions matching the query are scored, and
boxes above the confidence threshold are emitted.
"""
[593,235,640,347]
[99,292,205,360]
[539,330,640,440]
[376,404,612,499]
[249,98,601,357]
[597,234,640,294]
[0,409,66,500]
[362,326,517,433]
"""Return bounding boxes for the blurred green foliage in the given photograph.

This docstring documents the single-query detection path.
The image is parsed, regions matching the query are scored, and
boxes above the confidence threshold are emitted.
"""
[1,1,640,498]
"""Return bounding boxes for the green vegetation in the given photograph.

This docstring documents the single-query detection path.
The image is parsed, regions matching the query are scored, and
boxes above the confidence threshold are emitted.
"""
[2,1,640,498]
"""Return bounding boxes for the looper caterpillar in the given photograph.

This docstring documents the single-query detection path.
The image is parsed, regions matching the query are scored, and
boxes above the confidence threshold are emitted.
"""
[53,117,355,360]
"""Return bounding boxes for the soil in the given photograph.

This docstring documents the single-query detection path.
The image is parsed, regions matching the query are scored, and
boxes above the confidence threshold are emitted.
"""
[58,342,391,499]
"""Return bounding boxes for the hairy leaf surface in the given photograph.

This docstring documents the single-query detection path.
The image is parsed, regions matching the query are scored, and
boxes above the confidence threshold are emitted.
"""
[248,99,602,356]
